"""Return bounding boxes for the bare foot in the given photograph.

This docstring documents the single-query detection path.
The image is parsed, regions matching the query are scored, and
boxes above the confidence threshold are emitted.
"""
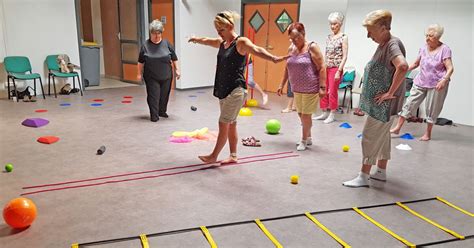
[198,154,217,163]
[220,156,238,165]
[419,134,431,141]
[390,128,400,135]
[281,108,292,113]
[262,94,268,105]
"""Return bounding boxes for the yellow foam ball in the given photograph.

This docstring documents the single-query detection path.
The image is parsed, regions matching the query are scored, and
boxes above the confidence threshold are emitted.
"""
[239,107,253,116]
[246,99,258,107]
[342,145,350,152]
[290,175,299,184]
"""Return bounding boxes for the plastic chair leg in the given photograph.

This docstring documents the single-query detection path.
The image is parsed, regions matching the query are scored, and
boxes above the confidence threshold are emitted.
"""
[77,75,83,96]
[12,78,18,102]
[39,77,45,99]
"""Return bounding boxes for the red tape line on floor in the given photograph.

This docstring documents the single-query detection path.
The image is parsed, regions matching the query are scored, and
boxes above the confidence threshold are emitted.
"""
[23,151,293,189]
[21,154,298,196]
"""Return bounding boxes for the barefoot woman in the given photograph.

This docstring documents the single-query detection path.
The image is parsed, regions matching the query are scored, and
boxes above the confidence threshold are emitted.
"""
[189,11,286,164]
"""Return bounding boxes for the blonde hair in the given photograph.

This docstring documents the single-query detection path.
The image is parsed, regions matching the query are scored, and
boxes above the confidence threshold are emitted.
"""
[362,9,392,30]
[214,11,240,28]
[328,12,344,24]
[426,24,444,38]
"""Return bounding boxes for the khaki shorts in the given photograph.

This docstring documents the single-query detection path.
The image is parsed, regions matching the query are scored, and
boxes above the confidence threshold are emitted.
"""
[294,92,319,114]
[219,87,246,123]
[361,116,394,165]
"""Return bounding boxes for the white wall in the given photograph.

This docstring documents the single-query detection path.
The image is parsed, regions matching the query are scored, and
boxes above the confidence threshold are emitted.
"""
[0,0,6,62]
[1,0,79,94]
[342,0,473,125]
[300,0,348,48]
[175,0,240,89]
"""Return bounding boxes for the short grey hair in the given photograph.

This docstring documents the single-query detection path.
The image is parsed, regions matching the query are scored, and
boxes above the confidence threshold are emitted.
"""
[426,24,444,38]
[328,12,344,24]
[149,19,164,33]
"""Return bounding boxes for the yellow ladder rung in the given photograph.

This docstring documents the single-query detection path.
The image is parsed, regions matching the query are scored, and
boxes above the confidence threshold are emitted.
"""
[71,244,79,248]
[396,202,465,240]
[305,212,351,248]
[436,197,474,217]
[353,207,416,248]
[200,226,218,248]
[140,234,150,248]
[255,219,283,248]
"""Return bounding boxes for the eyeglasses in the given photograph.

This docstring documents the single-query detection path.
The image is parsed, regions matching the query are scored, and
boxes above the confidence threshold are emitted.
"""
[217,13,233,25]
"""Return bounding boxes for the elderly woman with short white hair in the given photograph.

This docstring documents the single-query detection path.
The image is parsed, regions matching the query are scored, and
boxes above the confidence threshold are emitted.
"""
[137,20,180,122]
[390,24,454,141]
[343,10,408,188]
[314,11,348,124]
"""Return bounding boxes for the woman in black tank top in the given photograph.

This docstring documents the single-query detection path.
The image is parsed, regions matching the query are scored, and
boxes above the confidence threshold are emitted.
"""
[189,11,287,165]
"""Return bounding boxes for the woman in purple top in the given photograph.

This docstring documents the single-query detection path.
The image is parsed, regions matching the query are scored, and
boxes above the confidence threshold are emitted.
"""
[277,22,327,151]
[391,24,454,141]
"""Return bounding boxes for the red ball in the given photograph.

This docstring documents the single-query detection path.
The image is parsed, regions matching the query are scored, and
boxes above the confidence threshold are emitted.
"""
[3,198,37,229]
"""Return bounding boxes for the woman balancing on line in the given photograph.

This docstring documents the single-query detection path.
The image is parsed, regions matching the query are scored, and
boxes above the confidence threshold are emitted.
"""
[188,11,287,164]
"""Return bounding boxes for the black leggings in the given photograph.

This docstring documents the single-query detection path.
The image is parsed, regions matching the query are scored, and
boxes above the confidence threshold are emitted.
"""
[144,76,172,118]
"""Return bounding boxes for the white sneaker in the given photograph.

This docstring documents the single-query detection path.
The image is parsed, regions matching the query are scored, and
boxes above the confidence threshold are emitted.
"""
[323,113,335,124]
[370,169,387,182]
[296,137,312,146]
[313,112,329,120]
[342,172,370,187]
[296,141,307,151]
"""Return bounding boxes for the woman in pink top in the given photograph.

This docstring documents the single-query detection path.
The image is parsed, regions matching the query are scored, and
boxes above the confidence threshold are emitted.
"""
[314,12,349,124]
[277,22,327,151]
[391,24,454,141]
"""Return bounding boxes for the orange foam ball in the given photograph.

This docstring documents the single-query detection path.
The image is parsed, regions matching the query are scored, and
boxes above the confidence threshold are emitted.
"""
[3,198,37,229]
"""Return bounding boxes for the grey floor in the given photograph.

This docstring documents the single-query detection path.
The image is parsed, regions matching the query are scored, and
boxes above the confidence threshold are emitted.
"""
[0,86,472,248]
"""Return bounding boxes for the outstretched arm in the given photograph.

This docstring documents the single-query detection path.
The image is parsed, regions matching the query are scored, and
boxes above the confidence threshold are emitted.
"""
[237,37,288,63]
[188,36,222,48]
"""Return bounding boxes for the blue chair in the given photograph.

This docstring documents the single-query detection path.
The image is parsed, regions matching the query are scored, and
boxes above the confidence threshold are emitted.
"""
[338,70,356,112]
[4,56,45,101]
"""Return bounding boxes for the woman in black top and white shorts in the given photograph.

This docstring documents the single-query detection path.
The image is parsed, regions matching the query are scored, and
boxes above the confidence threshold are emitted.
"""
[189,11,287,164]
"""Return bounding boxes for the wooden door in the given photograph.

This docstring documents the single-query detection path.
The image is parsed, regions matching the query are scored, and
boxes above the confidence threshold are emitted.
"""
[151,0,174,45]
[118,0,141,83]
[243,2,298,93]
[266,3,298,92]
[150,0,175,88]
[100,0,122,80]
[243,4,269,91]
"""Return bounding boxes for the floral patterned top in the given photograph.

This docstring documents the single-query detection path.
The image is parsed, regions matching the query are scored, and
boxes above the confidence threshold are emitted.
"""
[325,34,346,68]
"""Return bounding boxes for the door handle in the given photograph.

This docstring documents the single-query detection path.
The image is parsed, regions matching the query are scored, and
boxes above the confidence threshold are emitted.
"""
[266,45,274,50]
[117,32,121,40]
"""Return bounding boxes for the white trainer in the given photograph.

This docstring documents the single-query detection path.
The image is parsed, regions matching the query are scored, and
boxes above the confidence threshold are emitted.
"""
[296,137,312,146]
[342,172,370,187]
[296,141,307,151]
[313,112,329,120]
[370,169,387,182]
[323,113,335,124]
